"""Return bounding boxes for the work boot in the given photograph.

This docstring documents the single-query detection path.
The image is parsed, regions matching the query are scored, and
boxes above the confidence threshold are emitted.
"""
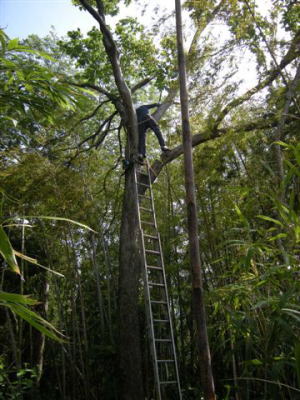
[137,153,145,164]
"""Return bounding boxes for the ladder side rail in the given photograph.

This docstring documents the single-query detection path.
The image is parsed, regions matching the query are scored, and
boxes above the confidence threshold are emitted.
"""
[134,163,162,400]
[146,160,158,231]
[146,161,182,399]
[157,231,182,399]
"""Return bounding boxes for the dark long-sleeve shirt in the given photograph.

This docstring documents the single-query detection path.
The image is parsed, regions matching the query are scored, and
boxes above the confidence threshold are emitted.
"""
[136,103,160,122]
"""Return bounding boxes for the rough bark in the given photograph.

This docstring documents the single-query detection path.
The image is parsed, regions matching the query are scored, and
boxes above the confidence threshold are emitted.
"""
[118,165,144,400]
[78,2,144,398]
[175,1,216,399]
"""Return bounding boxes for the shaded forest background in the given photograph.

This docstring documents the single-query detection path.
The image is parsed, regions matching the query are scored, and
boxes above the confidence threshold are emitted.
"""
[0,0,299,399]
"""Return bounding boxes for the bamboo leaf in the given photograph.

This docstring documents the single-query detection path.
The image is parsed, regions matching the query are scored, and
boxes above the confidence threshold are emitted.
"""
[7,303,65,342]
[0,291,66,342]
[13,48,56,61]
[0,291,38,306]
[6,216,97,233]
[273,141,290,148]
[7,38,19,50]
[14,250,64,278]
[0,226,20,274]
[282,308,300,322]
[257,215,283,226]
[268,233,287,241]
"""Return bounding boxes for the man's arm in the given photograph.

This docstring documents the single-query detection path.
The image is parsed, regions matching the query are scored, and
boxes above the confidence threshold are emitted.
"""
[146,103,160,110]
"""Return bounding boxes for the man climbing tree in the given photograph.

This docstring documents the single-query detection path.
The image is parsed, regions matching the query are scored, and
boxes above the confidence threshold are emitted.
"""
[136,103,170,160]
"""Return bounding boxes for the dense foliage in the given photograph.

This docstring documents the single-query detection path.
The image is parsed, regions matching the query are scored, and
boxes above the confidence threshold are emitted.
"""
[0,0,299,399]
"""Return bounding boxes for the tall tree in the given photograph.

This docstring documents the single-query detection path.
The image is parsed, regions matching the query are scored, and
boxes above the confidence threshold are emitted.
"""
[69,1,299,397]
[174,0,216,398]
[75,1,144,398]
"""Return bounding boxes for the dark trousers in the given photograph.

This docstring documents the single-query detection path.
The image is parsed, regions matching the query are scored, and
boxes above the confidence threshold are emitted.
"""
[138,115,165,156]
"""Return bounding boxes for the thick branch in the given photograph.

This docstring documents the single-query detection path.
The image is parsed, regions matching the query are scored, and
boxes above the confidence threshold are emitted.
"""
[78,0,138,155]
[148,115,293,184]
[131,77,154,93]
[66,81,116,101]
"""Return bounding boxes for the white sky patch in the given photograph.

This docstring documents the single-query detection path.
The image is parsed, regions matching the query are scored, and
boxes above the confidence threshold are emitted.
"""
[1,0,288,97]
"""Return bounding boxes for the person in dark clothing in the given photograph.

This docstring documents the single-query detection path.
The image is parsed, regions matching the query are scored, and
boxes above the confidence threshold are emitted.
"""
[136,103,169,160]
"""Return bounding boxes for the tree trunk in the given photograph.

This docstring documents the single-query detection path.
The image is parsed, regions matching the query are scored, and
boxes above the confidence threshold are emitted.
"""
[31,275,49,383]
[118,164,144,400]
[174,1,216,399]
[78,2,144,397]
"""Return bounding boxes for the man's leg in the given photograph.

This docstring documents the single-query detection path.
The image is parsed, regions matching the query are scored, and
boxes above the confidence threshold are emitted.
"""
[148,116,167,149]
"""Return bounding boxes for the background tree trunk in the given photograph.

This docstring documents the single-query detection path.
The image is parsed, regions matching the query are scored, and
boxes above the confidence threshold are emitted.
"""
[174,1,216,399]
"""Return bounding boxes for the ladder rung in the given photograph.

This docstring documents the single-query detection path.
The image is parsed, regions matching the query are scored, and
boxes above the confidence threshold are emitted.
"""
[153,319,169,323]
[149,282,165,287]
[155,339,172,342]
[147,265,163,270]
[141,220,155,226]
[138,182,150,188]
[145,249,160,255]
[160,381,177,385]
[151,300,168,305]
[143,234,159,240]
[138,194,151,200]
[140,206,152,212]
[157,359,175,363]
[138,172,149,177]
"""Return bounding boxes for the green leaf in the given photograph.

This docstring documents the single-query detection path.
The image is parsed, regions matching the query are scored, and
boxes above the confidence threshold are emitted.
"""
[14,251,64,278]
[8,303,64,342]
[273,141,290,148]
[0,30,6,54]
[234,204,249,226]
[0,226,20,274]
[13,47,56,61]
[249,359,263,366]
[0,291,66,342]
[269,233,287,241]
[282,308,300,323]
[0,291,38,306]
[7,216,97,233]
[7,38,19,50]
[257,215,283,226]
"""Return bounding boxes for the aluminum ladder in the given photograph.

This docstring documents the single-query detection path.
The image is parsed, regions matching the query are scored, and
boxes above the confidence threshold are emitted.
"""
[134,159,182,400]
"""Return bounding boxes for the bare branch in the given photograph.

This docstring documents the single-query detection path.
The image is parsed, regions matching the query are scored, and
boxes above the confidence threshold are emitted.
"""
[95,111,118,148]
[147,114,294,185]
[131,77,154,93]
[65,80,116,101]
[78,0,138,155]
[77,111,118,148]
[66,100,112,136]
